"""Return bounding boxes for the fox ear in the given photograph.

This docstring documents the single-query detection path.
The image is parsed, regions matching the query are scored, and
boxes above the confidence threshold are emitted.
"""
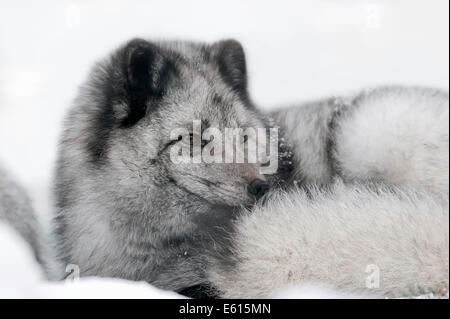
[213,40,249,102]
[121,39,175,126]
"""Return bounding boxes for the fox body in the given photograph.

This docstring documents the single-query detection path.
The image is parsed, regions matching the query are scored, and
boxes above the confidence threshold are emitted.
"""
[48,38,449,297]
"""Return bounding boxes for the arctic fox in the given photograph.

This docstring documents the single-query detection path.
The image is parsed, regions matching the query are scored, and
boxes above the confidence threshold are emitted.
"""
[51,38,448,297]
[52,38,276,294]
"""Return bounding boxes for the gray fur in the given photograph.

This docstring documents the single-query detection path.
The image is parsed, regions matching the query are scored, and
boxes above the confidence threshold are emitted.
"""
[0,164,42,264]
[271,96,339,185]
[272,86,449,193]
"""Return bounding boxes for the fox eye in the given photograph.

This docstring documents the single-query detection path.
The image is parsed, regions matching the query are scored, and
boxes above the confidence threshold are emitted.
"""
[189,133,208,148]
[240,134,249,145]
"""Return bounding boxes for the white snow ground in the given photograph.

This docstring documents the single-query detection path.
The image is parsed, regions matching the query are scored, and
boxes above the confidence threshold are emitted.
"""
[0,222,183,299]
[0,0,448,298]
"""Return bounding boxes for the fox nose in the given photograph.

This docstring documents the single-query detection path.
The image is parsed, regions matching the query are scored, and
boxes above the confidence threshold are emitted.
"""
[248,179,270,200]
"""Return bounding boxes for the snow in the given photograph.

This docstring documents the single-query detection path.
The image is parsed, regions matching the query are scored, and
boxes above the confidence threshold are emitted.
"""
[0,222,183,299]
[0,0,448,298]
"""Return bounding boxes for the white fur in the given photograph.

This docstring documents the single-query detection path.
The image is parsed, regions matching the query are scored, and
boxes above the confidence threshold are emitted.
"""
[272,284,376,299]
[272,87,449,195]
[208,182,449,298]
[334,87,449,193]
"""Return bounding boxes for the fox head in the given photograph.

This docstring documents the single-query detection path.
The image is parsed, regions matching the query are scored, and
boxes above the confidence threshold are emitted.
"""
[57,39,278,223]
[54,39,291,292]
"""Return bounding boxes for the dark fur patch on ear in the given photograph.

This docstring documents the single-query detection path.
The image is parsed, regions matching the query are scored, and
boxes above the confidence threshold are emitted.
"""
[84,39,178,165]
[214,40,250,103]
[122,39,177,127]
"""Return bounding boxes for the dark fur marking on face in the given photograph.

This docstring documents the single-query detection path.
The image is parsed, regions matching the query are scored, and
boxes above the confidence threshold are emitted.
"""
[165,172,216,206]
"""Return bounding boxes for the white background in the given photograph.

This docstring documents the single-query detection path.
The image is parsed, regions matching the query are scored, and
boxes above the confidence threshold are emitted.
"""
[0,0,449,222]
